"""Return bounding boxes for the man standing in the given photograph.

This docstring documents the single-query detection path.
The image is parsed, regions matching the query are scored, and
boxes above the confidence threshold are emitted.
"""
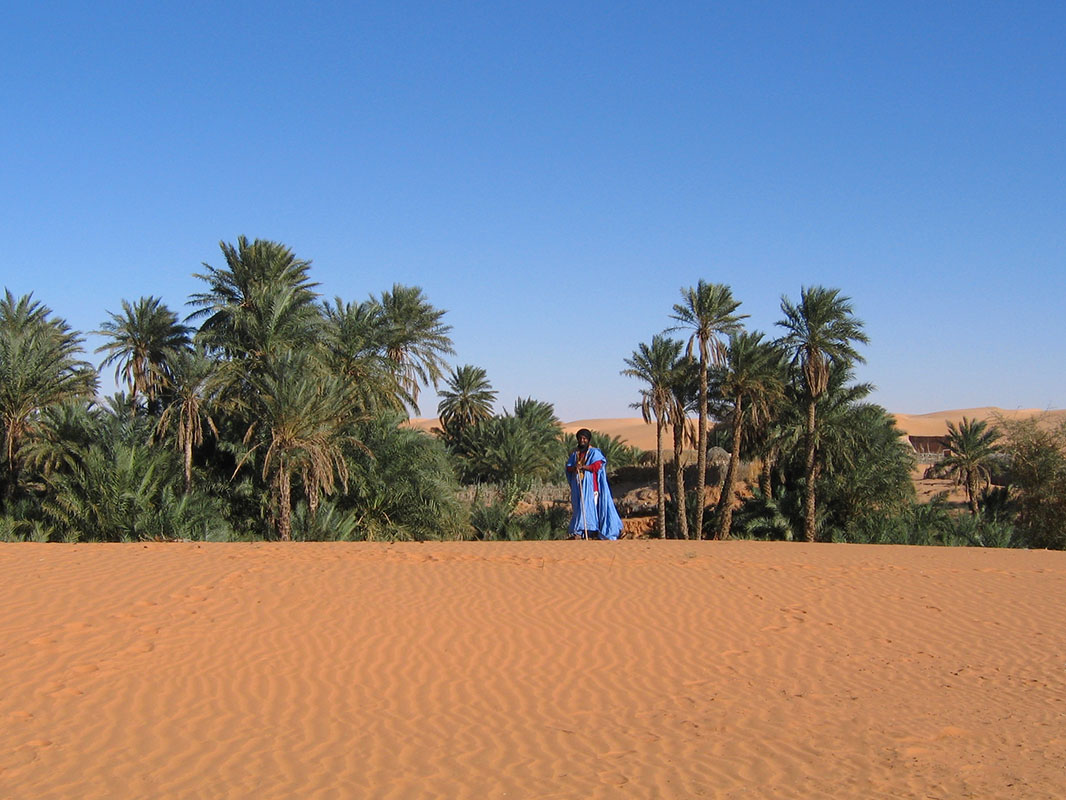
[565,429,623,540]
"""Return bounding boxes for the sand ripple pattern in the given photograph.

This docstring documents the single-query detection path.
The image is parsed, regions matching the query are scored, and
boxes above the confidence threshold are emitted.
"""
[1,541,1064,799]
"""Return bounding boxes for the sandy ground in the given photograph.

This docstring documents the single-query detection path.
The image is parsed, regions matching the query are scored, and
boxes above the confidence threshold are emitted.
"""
[2,541,1064,799]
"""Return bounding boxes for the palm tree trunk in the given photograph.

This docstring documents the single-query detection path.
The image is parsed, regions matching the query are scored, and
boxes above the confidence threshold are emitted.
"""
[277,469,293,541]
[804,398,817,542]
[759,452,772,498]
[967,474,979,515]
[655,418,666,539]
[695,359,708,539]
[4,423,22,501]
[672,420,688,539]
[715,395,743,540]
[183,434,193,495]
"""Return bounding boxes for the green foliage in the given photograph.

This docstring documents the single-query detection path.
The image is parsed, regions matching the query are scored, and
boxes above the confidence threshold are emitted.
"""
[997,415,1066,549]
[929,417,1003,515]
[0,290,97,502]
[189,237,322,362]
[95,296,191,414]
[468,479,570,540]
[289,500,363,542]
[730,487,799,541]
[458,398,565,484]
[40,434,230,542]
[437,364,497,451]
[342,414,468,541]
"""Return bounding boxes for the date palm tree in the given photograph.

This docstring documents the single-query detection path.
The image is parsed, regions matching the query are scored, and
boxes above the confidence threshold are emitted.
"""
[155,347,219,495]
[321,297,411,414]
[437,364,497,448]
[95,296,191,415]
[777,286,868,541]
[711,332,786,539]
[932,417,1002,515]
[188,237,321,362]
[0,291,97,501]
[622,335,684,538]
[235,350,363,540]
[667,356,699,539]
[374,284,454,413]
[669,281,747,539]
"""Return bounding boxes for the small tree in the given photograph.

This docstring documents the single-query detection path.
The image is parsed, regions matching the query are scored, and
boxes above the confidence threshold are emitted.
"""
[931,417,1002,515]
[623,335,684,538]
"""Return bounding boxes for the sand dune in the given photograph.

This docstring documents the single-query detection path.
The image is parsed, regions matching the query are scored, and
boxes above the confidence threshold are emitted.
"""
[2,542,1064,799]
[410,408,1066,453]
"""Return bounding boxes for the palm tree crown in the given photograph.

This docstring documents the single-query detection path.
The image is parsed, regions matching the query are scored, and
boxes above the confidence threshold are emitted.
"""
[776,287,868,401]
[437,364,497,444]
[0,291,97,499]
[188,237,321,360]
[373,284,454,413]
[95,296,192,412]
[933,417,1002,515]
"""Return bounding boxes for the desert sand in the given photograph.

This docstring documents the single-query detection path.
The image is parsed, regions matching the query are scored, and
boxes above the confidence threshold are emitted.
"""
[2,541,1064,799]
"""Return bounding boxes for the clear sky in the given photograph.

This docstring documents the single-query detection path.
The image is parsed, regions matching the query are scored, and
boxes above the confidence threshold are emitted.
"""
[3,2,1064,422]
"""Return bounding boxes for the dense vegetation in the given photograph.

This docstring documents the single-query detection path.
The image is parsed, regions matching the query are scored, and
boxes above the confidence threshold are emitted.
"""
[625,282,1066,548]
[2,244,1063,547]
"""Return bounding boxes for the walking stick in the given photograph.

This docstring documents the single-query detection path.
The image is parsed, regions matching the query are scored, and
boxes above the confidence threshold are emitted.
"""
[577,451,590,540]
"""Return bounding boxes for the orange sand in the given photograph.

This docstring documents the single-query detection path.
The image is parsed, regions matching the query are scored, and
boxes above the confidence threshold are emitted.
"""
[2,541,1064,799]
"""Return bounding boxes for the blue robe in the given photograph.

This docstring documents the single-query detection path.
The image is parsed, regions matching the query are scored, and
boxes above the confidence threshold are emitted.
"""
[566,446,623,539]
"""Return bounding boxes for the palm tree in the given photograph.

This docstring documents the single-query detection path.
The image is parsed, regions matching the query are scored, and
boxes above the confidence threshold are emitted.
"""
[0,291,97,501]
[236,350,363,540]
[188,237,321,361]
[711,332,786,539]
[374,284,454,413]
[437,364,497,448]
[462,398,563,484]
[932,417,1002,515]
[321,297,410,414]
[622,335,684,538]
[155,347,219,494]
[776,286,868,542]
[669,281,748,539]
[95,296,191,415]
[666,356,699,539]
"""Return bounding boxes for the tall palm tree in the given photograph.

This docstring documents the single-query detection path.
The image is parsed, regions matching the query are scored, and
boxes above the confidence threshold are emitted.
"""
[711,332,786,540]
[932,417,1002,515]
[622,335,684,538]
[0,290,97,500]
[776,286,868,542]
[374,284,454,413]
[188,237,321,361]
[95,296,191,415]
[155,347,219,495]
[669,281,747,539]
[437,364,497,447]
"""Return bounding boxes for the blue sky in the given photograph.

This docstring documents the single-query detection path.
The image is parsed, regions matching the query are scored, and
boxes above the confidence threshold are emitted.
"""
[3,2,1064,421]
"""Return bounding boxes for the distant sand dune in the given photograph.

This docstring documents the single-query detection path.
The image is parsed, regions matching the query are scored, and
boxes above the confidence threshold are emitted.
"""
[410,408,1066,453]
[2,542,1064,799]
